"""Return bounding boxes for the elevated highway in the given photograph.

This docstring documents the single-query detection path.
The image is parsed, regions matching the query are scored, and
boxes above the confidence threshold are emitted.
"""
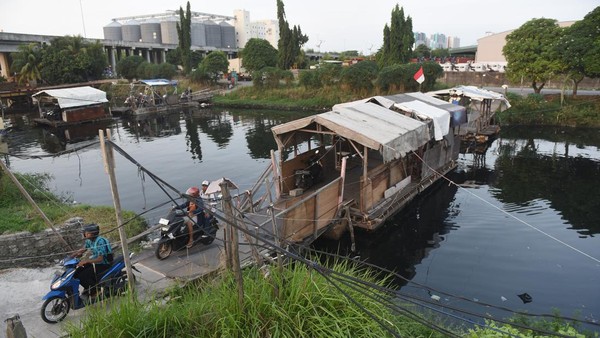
[0,31,238,79]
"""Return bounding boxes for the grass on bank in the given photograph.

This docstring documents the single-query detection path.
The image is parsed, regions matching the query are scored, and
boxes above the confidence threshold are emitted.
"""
[0,172,145,240]
[66,261,454,338]
[498,93,600,127]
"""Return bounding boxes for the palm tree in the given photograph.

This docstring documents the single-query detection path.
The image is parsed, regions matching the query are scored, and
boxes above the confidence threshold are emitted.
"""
[11,43,42,86]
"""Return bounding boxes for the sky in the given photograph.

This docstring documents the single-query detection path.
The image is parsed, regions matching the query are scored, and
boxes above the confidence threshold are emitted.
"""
[0,0,597,54]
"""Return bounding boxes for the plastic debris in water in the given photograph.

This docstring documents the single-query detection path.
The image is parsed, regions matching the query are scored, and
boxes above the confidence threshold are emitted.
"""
[430,295,441,301]
[501,296,507,302]
[518,293,532,304]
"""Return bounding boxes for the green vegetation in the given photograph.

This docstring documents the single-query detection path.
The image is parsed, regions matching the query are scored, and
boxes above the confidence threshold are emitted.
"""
[497,93,600,127]
[176,1,193,74]
[65,261,449,338]
[0,172,145,240]
[192,51,229,84]
[277,0,308,70]
[504,7,600,94]
[240,38,278,73]
[378,4,415,67]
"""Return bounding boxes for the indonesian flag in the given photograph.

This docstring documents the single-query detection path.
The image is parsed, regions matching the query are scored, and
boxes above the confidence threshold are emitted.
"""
[413,66,425,84]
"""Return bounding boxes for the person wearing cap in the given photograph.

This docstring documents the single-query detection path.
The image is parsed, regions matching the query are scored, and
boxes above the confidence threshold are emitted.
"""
[72,224,112,298]
[174,186,204,248]
[200,180,211,200]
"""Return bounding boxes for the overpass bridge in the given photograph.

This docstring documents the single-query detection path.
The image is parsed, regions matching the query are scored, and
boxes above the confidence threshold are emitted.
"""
[0,31,238,79]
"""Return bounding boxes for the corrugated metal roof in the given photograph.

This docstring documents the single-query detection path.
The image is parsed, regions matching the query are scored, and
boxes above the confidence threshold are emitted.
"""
[273,100,430,161]
[32,86,108,109]
[427,85,511,108]
[139,79,178,86]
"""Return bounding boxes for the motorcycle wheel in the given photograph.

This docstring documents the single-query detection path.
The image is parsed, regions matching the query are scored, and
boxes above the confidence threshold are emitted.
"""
[108,271,136,297]
[155,240,173,260]
[41,296,70,324]
[199,235,215,245]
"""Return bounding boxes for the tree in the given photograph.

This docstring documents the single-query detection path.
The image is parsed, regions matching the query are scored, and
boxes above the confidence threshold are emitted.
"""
[40,36,107,85]
[413,44,431,59]
[116,55,145,80]
[379,5,414,67]
[341,61,378,94]
[556,6,600,96]
[198,51,229,83]
[241,38,278,72]
[503,18,565,94]
[176,1,192,74]
[276,0,308,70]
[11,43,43,85]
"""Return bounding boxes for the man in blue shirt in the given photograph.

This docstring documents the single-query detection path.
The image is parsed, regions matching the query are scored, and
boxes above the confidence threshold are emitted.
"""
[73,224,112,297]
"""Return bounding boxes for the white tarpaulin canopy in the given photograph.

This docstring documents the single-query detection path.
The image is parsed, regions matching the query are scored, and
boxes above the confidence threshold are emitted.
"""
[428,85,511,108]
[32,86,108,109]
[394,100,451,141]
[272,100,430,162]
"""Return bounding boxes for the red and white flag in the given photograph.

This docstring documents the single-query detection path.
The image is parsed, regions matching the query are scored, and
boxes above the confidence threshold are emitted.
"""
[413,66,425,84]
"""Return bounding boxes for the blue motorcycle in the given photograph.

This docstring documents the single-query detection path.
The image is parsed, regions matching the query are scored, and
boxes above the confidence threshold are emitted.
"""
[40,254,136,324]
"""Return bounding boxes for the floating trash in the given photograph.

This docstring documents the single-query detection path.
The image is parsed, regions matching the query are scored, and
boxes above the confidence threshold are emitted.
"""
[518,293,532,304]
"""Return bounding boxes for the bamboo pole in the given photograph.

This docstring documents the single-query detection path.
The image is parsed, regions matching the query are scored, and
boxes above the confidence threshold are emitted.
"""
[99,129,135,293]
[220,179,244,309]
[0,159,73,251]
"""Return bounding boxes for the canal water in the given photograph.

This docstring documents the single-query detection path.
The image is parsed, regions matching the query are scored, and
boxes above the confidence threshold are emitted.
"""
[2,110,599,329]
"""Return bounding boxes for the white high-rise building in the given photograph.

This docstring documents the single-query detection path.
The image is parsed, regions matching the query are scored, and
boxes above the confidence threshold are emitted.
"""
[233,9,279,49]
[447,36,460,48]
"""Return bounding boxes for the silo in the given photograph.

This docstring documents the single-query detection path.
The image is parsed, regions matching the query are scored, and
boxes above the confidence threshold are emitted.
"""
[141,18,162,43]
[191,19,206,47]
[204,20,222,48]
[160,16,179,45]
[103,20,122,41]
[122,20,141,42]
[220,21,236,49]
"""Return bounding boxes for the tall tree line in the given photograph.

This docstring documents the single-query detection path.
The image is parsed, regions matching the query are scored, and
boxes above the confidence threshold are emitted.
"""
[378,5,414,67]
[276,0,308,70]
[176,1,192,74]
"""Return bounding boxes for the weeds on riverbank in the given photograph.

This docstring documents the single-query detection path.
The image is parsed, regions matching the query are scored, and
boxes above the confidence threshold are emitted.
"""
[498,93,600,127]
[213,85,363,111]
[0,172,145,238]
[66,261,453,338]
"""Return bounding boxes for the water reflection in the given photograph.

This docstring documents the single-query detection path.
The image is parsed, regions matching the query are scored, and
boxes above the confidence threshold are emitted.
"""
[120,112,182,140]
[492,136,600,236]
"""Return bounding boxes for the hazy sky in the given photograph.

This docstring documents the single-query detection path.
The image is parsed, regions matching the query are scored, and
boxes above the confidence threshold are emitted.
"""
[0,0,597,53]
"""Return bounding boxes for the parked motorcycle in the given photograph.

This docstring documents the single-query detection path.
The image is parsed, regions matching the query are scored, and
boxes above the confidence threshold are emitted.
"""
[40,254,135,324]
[294,150,323,190]
[154,208,219,260]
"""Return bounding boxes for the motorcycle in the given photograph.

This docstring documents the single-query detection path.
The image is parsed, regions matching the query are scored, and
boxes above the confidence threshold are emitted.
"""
[40,254,135,324]
[294,150,323,190]
[154,208,219,260]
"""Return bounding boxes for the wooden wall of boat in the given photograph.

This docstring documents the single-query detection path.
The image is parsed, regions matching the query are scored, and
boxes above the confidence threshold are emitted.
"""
[62,104,108,122]
[360,157,409,213]
[280,178,342,242]
[279,147,326,194]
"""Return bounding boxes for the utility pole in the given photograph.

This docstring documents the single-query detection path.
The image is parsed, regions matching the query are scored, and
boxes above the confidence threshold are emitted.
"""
[0,159,73,251]
[99,129,135,292]
[220,179,244,309]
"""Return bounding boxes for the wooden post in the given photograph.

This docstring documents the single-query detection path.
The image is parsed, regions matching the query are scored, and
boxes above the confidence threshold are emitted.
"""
[270,150,280,199]
[220,179,244,309]
[0,159,73,251]
[99,129,135,293]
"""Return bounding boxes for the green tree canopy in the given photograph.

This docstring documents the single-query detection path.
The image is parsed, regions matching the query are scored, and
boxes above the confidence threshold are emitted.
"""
[503,18,565,94]
[556,6,600,95]
[40,36,107,85]
[176,1,192,74]
[116,55,145,80]
[241,38,278,72]
[378,5,414,67]
[341,60,379,94]
[412,44,431,59]
[10,43,43,85]
[277,0,308,70]
[198,51,229,83]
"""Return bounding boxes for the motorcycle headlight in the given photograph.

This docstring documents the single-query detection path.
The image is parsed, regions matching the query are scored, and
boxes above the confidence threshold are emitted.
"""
[51,270,75,290]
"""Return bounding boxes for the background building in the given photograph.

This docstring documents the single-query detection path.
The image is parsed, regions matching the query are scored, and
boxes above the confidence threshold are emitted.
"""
[233,9,279,49]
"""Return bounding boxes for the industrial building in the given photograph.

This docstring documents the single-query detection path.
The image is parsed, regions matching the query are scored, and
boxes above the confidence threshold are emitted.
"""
[102,9,278,49]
